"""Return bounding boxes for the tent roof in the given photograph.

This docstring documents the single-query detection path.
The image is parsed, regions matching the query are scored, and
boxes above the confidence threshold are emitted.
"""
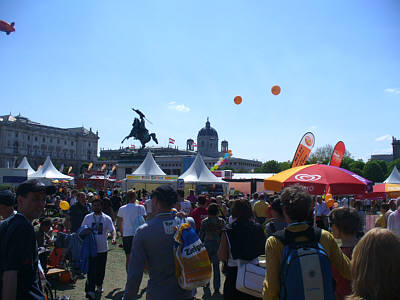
[132,151,166,176]
[384,166,400,184]
[179,154,227,184]
[30,156,73,180]
[17,157,36,176]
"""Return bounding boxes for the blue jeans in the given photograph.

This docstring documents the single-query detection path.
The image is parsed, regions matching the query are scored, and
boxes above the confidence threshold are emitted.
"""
[204,239,221,292]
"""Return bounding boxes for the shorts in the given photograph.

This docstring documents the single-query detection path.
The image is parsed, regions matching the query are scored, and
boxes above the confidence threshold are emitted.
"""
[122,236,134,255]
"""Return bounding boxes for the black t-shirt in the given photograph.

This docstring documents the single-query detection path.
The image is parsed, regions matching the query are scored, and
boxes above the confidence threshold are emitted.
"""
[0,213,44,300]
[69,203,91,233]
[110,195,122,211]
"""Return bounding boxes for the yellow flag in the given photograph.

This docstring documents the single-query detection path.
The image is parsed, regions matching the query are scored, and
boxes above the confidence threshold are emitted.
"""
[88,162,93,171]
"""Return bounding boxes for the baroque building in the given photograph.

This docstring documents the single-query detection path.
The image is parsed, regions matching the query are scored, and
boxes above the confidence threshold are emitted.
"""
[0,114,99,173]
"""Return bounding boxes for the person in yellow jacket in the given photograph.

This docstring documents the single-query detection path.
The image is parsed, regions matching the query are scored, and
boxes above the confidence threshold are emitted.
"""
[263,185,352,300]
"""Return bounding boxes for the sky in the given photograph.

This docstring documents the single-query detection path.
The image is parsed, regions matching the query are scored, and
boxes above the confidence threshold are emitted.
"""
[1,0,399,163]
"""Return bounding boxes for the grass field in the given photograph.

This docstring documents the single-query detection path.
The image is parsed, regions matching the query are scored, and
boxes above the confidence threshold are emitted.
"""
[51,237,224,300]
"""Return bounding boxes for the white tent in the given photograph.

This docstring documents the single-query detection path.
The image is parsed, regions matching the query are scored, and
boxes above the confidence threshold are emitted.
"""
[132,151,166,176]
[17,156,36,176]
[30,156,73,180]
[179,154,227,185]
[384,166,400,184]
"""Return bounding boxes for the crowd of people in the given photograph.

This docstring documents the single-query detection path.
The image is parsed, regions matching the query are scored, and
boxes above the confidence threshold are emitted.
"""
[1,180,400,300]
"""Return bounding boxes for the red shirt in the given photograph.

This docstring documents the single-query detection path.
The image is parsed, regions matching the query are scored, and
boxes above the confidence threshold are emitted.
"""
[190,207,208,229]
[332,246,354,300]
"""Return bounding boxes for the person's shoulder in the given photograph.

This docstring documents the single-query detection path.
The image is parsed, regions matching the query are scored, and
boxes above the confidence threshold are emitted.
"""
[102,213,113,222]
[3,214,32,235]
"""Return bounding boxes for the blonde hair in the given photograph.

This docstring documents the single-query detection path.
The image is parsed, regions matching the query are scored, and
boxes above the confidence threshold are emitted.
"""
[347,228,400,300]
[126,189,137,202]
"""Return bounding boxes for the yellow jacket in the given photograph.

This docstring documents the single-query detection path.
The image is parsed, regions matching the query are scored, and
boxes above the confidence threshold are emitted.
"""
[263,223,351,300]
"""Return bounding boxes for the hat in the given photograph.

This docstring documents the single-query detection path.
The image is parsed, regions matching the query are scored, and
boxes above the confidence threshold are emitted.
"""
[0,190,15,206]
[16,179,56,198]
[87,192,94,197]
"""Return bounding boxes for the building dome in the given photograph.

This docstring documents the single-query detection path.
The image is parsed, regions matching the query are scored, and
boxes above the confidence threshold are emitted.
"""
[197,118,218,139]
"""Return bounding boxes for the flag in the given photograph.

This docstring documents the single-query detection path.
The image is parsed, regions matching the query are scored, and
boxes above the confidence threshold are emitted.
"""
[59,163,64,172]
[193,143,197,147]
[169,138,175,144]
[67,166,72,174]
[37,165,42,170]
[101,163,106,171]
[88,162,93,171]
[111,164,117,172]
[291,132,315,168]
[130,145,135,150]
[329,141,346,167]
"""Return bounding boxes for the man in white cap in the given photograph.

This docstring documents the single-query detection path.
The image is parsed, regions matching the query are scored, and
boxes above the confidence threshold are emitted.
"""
[387,198,400,236]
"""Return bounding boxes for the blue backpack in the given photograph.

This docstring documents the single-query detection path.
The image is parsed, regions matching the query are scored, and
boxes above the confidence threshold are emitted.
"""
[273,226,334,300]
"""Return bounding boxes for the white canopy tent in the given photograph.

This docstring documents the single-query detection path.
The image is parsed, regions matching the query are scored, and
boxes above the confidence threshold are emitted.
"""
[17,156,36,176]
[132,151,166,176]
[123,151,174,191]
[384,166,400,184]
[30,156,73,181]
[179,154,228,194]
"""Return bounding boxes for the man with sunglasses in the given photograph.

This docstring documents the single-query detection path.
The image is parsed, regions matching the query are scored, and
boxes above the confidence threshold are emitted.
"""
[0,179,55,300]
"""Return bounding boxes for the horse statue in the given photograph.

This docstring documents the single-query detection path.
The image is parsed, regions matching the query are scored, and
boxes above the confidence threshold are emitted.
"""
[121,108,158,148]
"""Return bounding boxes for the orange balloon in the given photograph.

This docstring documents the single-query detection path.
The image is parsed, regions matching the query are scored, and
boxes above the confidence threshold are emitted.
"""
[234,96,242,105]
[271,85,281,95]
[326,198,335,208]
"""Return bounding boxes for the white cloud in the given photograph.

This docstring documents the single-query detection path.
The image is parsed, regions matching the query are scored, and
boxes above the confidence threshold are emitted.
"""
[168,102,190,112]
[375,134,392,142]
[384,88,400,95]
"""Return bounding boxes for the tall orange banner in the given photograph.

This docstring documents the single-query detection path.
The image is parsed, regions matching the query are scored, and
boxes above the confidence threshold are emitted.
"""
[329,141,345,167]
[291,132,315,168]
[88,162,93,171]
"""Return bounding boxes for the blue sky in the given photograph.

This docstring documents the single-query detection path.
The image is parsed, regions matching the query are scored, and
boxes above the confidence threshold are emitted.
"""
[1,0,399,162]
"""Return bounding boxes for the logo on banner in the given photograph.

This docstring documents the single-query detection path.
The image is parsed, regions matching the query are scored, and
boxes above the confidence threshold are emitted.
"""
[294,174,321,182]
[305,136,314,146]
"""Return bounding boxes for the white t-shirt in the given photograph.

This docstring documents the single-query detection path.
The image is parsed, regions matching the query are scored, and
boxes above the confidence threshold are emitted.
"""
[179,200,192,215]
[70,197,77,206]
[82,212,115,253]
[388,209,400,236]
[145,198,152,214]
[117,203,147,237]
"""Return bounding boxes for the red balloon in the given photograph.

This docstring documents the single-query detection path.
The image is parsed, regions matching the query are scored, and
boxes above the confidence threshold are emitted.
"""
[271,85,281,95]
[234,96,242,105]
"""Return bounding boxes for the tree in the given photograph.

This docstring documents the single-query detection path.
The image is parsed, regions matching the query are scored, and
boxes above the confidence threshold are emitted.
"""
[308,144,352,165]
[363,160,385,183]
[386,158,400,178]
[278,161,291,172]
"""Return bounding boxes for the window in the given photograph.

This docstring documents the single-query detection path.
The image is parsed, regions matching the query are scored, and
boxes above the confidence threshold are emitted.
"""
[64,140,66,145]
[43,137,45,142]
[15,132,18,138]
[57,139,59,144]
[71,141,74,146]
[50,139,53,143]
[27,135,30,141]
[35,137,38,141]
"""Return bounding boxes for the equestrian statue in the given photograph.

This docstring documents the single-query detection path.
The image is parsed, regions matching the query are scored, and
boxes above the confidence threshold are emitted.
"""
[121,108,158,148]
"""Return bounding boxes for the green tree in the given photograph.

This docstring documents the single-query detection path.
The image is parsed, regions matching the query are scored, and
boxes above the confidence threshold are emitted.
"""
[386,158,400,178]
[278,161,291,172]
[363,160,385,183]
[80,162,90,174]
[308,144,352,165]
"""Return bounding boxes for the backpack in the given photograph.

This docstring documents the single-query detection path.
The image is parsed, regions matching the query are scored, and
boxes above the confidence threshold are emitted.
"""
[273,226,335,300]
[173,222,212,290]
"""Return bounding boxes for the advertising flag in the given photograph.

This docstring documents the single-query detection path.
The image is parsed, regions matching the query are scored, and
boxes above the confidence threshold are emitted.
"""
[37,165,42,170]
[88,162,93,171]
[67,166,72,174]
[329,141,346,167]
[291,132,315,168]
[59,163,64,172]
[130,144,135,150]
[101,163,107,171]
[111,164,117,172]
[169,138,175,144]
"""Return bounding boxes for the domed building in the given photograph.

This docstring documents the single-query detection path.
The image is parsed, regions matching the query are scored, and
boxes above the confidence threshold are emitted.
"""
[197,118,219,157]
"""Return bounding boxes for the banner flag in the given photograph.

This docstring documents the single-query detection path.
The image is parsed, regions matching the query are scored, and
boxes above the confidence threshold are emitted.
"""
[291,132,315,168]
[59,163,64,172]
[329,141,346,167]
[37,165,42,170]
[88,162,93,171]
[68,166,72,174]
[101,163,106,171]
[130,144,135,149]
[111,164,117,172]
[169,138,175,144]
